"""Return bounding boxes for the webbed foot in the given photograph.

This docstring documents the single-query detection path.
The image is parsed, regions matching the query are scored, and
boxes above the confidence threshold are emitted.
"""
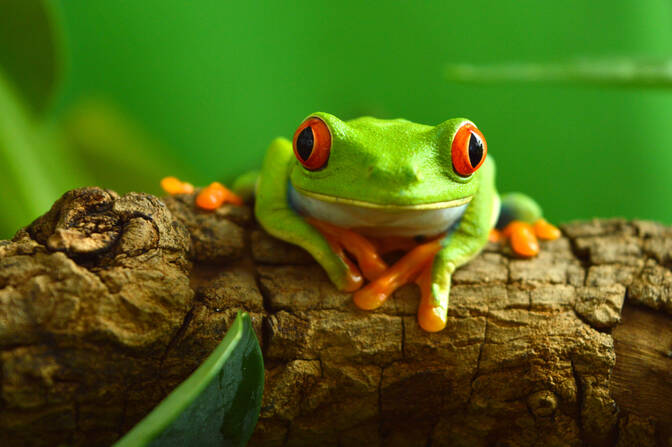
[196,182,244,209]
[160,176,194,195]
[160,177,244,210]
[500,218,561,257]
[533,218,562,240]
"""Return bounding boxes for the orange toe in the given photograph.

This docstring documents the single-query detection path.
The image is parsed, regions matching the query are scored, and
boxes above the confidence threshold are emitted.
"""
[196,183,225,210]
[196,182,243,210]
[533,218,561,240]
[489,228,502,243]
[504,221,539,257]
[415,264,447,332]
[352,277,394,310]
[418,305,448,332]
[339,258,365,292]
[161,176,194,195]
[354,252,388,282]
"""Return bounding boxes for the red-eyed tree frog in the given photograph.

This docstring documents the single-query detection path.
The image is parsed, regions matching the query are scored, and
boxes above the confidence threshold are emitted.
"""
[163,113,560,332]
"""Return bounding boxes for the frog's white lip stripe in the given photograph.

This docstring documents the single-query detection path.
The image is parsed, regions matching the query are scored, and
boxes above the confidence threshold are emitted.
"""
[293,186,472,210]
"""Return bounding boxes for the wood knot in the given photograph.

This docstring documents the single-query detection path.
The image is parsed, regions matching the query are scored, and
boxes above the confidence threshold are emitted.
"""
[527,390,558,418]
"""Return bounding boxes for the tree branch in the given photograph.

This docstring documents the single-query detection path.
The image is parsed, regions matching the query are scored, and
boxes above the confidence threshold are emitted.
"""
[0,187,670,446]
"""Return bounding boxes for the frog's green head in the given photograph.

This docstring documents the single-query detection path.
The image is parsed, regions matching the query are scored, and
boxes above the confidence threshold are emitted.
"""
[289,112,488,209]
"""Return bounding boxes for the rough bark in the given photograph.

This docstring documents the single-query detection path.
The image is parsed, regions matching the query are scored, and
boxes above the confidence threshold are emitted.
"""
[0,187,670,447]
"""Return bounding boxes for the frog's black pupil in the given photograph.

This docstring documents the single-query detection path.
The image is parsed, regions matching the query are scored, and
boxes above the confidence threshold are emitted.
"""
[468,132,483,168]
[297,127,314,161]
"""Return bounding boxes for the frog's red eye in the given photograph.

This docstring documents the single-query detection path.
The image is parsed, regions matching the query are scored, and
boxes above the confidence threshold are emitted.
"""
[293,117,331,170]
[451,122,487,177]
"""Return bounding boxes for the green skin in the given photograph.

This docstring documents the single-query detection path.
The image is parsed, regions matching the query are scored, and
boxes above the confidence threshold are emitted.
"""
[254,112,500,313]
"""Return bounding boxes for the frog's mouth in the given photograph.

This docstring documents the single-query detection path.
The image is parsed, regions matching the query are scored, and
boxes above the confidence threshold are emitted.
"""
[290,185,472,237]
[292,186,472,210]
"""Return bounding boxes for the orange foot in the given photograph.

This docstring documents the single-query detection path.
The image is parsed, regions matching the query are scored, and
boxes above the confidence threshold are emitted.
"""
[308,219,447,332]
[353,238,442,311]
[497,218,561,257]
[160,176,194,195]
[160,177,243,210]
[195,182,243,210]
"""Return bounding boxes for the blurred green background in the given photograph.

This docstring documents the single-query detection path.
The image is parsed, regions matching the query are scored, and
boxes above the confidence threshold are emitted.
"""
[2,0,672,239]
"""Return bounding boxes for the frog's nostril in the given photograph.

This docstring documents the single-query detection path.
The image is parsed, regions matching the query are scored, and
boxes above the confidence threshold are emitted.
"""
[399,165,422,182]
[412,167,424,181]
[369,164,421,183]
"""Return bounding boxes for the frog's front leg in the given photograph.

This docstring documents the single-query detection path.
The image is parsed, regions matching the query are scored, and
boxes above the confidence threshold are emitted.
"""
[305,218,388,281]
[255,138,363,291]
[425,225,490,331]
[352,159,496,332]
[350,221,490,333]
[423,158,497,331]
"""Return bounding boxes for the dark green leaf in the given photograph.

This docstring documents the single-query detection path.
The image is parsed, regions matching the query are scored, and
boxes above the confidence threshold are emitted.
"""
[0,0,63,114]
[114,312,264,447]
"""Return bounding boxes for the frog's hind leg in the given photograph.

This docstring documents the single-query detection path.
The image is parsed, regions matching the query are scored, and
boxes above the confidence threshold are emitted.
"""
[496,192,561,257]
[496,192,542,229]
[231,170,260,203]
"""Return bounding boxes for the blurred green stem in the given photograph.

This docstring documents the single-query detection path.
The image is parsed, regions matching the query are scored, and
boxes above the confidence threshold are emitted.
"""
[445,58,672,88]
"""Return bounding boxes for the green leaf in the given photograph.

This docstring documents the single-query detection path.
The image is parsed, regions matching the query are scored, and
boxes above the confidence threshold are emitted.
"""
[0,69,91,238]
[0,69,61,231]
[0,0,63,114]
[445,58,672,88]
[114,312,264,447]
